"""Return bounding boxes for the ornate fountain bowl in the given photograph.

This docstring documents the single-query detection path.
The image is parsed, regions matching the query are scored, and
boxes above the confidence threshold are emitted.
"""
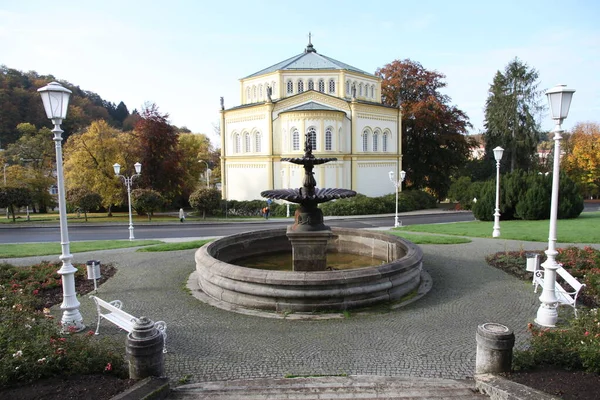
[260,188,356,204]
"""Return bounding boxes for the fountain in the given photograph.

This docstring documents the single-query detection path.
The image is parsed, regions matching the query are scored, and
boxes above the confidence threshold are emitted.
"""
[194,136,427,314]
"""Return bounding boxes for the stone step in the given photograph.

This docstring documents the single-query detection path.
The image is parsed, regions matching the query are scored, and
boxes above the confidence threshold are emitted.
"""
[168,375,487,399]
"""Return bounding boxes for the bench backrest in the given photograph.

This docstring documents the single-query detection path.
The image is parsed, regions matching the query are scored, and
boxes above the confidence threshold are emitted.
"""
[557,267,585,291]
[91,296,134,320]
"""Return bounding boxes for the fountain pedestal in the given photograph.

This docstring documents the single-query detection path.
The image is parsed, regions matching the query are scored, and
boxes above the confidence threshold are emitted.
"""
[286,228,332,271]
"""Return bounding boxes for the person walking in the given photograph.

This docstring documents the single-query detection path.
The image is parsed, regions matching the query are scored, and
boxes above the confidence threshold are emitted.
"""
[179,208,185,223]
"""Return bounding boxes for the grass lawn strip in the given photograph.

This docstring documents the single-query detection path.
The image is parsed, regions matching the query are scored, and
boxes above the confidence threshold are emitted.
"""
[0,240,163,258]
[396,212,600,243]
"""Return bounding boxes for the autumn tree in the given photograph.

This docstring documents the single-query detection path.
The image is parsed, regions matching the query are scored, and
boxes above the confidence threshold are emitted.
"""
[134,104,184,201]
[177,132,218,204]
[376,59,473,200]
[4,123,56,212]
[63,120,138,213]
[483,58,544,175]
[563,122,600,198]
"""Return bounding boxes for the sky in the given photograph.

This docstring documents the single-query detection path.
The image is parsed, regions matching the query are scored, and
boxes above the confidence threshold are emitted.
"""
[1,0,599,146]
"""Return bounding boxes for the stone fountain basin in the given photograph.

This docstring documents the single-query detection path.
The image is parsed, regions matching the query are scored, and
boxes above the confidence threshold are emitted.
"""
[194,228,424,313]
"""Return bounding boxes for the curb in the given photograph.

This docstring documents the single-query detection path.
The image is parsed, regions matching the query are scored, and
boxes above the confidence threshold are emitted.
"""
[111,376,170,400]
[475,374,559,400]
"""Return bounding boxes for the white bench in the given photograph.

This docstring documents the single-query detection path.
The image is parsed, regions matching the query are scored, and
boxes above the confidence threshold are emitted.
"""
[527,255,585,316]
[90,296,167,353]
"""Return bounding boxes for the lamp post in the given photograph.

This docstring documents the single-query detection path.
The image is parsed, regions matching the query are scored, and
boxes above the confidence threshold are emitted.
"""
[3,163,8,219]
[536,84,575,327]
[37,82,84,332]
[492,146,504,238]
[113,162,141,241]
[389,170,406,228]
[198,160,210,188]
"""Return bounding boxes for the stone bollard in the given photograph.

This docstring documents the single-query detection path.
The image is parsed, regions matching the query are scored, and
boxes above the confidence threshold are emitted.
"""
[475,322,515,374]
[126,317,164,379]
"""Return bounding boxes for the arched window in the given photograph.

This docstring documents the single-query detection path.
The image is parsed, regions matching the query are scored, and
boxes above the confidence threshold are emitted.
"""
[307,127,317,151]
[359,83,363,96]
[328,79,335,94]
[252,86,257,100]
[373,130,379,152]
[318,79,325,92]
[246,87,251,102]
[292,129,300,151]
[325,128,332,151]
[287,80,293,94]
[297,80,304,93]
[346,80,350,96]
[382,132,388,152]
[308,79,314,91]
[255,132,262,152]
[371,85,375,99]
[259,84,263,100]
[362,130,369,152]
[244,132,251,153]
[234,133,241,153]
[271,81,276,96]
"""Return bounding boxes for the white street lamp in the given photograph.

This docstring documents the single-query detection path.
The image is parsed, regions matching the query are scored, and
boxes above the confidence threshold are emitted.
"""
[492,146,504,238]
[536,84,575,328]
[114,162,141,241]
[389,170,406,228]
[38,82,84,332]
[198,160,210,188]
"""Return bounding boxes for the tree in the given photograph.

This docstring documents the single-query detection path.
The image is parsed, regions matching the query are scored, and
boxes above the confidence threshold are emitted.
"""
[189,188,221,219]
[4,123,56,212]
[63,120,138,214]
[563,122,600,199]
[376,59,473,200]
[66,186,102,221]
[0,186,31,222]
[177,132,217,204]
[134,104,184,201]
[483,58,544,175]
[131,188,164,221]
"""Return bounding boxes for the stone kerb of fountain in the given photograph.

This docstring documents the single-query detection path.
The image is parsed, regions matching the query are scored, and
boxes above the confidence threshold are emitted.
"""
[194,228,424,313]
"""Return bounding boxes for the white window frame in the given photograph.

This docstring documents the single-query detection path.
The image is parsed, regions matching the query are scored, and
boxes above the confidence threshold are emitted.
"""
[292,129,300,151]
[307,127,317,151]
[325,128,332,151]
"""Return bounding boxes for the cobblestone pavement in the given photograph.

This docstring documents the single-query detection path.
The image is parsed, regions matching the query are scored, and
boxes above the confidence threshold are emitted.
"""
[6,236,596,385]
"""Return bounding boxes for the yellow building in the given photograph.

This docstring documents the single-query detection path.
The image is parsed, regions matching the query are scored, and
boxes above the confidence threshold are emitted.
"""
[220,39,402,200]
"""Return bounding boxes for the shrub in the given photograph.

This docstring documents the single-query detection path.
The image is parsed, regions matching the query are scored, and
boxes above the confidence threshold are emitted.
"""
[320,190,436,216]
[473,170,584,221]
[0,263,127,388]
[131,189,165,221]
[515,174,551,220]
[513,309,600,373]
[189,188,223,218]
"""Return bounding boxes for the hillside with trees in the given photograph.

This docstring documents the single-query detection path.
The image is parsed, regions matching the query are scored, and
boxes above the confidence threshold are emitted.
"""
[0,65,219,216]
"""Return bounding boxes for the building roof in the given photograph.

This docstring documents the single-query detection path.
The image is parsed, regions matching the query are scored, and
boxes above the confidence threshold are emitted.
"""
[280,101,343,113]
[243,39,373,79]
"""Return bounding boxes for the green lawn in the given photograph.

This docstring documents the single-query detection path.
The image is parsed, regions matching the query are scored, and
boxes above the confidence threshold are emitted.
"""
[396,212,600,243]
[386,231,471,244]
[136,239,213,252]
[0,240,163,258]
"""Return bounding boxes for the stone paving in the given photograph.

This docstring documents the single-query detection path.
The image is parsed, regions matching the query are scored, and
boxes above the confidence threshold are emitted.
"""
[4,234,595,386]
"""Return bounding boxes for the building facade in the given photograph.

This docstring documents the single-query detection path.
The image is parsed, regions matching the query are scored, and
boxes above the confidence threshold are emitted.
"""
[219,39,403,200]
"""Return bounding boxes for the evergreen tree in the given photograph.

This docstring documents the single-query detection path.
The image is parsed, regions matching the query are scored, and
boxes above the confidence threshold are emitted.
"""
[483,58,544,175]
